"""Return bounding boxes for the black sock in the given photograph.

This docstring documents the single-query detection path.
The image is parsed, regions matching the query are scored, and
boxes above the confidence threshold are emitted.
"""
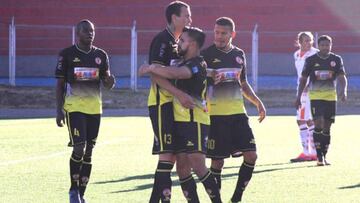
[200,171,222,203]
[69,152,82,190]
[79,157,92,198]
[180,175,199,203]
[231,161,255,202]
[322,130,331,158]
[149,161,174,203]
[210,167,222,190]
[312,129,323,161]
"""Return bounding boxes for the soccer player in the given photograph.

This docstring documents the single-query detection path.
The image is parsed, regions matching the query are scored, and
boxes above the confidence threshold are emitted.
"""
[201,17,266,203]
[140,26,222,203]
[296,35,347,166]
[55,20,115,203]
[291,32,318,162]
[145,1,196,202]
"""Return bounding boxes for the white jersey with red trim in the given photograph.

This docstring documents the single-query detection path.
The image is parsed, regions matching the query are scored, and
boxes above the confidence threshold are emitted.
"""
[294,47,318,87]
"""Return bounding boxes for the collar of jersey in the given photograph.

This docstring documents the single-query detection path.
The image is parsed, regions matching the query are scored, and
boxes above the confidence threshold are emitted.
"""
[215,44,234,54]
[75,44,93,54]
[166,26,178,42]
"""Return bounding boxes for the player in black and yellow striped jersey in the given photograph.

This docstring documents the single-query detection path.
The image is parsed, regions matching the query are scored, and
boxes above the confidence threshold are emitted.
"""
[201,17,266,203]
[55,20,115,203]
[140,27,222,203]
[145,2,198,203]
[296,35,347,166]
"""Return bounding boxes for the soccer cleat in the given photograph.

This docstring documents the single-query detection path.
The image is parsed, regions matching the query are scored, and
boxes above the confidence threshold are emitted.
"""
[316,161,324,166]
[69,189,81,203]
[290,153,310,162]
[80,197,87,203]
[324,159,331,166]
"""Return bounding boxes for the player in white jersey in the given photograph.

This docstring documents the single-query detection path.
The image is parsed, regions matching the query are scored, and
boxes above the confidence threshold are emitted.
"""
[290,32,318,162]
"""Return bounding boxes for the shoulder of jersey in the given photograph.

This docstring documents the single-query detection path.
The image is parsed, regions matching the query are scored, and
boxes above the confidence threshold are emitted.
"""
[232,46,245,56]
[60,45,76,55]
[201,44,216,54]
[154,30,170,42]
[93,46,108,56]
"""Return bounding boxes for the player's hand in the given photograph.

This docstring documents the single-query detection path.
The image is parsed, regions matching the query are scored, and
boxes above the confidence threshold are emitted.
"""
[177,92,195,109]
[138,64,151,76]
[56,109,65,127]
[339,91,347,102]
[294,97,301,109]
[214,72,223,85]
[257,102,266,123]
[103,74,116,89]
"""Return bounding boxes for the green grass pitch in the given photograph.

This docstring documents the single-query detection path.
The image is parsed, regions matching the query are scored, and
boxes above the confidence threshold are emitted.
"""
[0,116,359,202]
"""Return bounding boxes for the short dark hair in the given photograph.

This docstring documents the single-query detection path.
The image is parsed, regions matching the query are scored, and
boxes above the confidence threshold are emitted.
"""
[318,35,332,44]
[76,19,93,33]
[215,17,235,32]
[183,26,206,48]
[165,1,189,24]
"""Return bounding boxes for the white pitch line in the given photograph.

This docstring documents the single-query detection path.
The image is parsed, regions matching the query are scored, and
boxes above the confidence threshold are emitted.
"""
[0,137,127,167]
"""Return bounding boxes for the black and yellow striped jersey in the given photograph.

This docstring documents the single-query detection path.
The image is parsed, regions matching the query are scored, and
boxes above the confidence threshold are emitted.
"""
[147,27,180,106]
[201,44,247,116]
[173,56,209,124]
[55,45,109,114]
[302,52,345,101]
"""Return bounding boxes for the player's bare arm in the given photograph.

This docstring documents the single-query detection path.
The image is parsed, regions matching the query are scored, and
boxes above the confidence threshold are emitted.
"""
[102,71,116,90]
[151,73,195,109]
[337,73,348,102]
[56,78,65,127]
[295,76,307,109]
[241,80,266,122]
[140,64,192,79]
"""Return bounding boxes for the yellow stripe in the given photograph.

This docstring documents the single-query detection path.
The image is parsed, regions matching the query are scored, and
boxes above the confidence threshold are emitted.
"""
[158,105,163,151]
[200,172,211,182]
[198,123,201,151]
[66,112,74,146]
[70,157,82,163]
[243,162,255,168]
[156,169,172,173]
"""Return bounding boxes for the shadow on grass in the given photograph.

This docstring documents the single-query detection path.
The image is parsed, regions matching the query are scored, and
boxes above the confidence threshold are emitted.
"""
[338,183,360,190]
[101,162,316,193]
[93,172,178,185]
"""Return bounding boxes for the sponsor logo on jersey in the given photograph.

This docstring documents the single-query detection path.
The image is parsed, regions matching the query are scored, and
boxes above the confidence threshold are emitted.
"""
[212,58,221,63]
[236,56,243,64]
[73,57,81,63]
[314,63,320,67]
[330,61,336,67]
[95,57,102,65]
[187,141,194,146]
[192,66,199,73]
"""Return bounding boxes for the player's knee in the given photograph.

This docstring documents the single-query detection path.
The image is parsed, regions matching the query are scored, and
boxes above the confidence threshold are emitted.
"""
[72,143,86,159]
[159,153,176,164]
[83,143,94,163]
[211,159,224,169]
[244,151,257,164]
[306,120,314,127]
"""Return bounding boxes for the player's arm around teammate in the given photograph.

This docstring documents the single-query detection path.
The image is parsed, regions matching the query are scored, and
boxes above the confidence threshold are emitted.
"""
[142,27,222,203]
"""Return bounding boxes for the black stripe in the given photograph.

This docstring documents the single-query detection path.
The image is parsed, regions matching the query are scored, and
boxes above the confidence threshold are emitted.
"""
[156,84,160,106]
[190,109,194,122]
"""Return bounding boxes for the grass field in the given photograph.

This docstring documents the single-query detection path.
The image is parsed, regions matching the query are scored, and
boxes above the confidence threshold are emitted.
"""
[1,116,359,203]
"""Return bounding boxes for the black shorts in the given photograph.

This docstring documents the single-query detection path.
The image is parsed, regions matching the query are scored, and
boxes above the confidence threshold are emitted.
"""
[174,122,209,154]
[65,112,100,147]
[311,100,336,123]
[149,102,175,154]
[207,114,256,159]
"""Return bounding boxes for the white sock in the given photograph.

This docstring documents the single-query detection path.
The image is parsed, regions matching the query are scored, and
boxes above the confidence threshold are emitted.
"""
[308,125,316,156]
[299,124,309,155]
